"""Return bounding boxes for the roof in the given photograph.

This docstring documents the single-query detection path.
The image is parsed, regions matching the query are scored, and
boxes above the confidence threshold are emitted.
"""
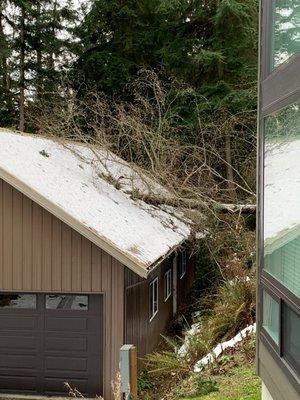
[264,138,300,251]
[0,129,191,277]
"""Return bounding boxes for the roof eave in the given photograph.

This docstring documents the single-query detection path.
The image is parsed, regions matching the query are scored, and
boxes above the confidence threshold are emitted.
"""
[0,165,150,278]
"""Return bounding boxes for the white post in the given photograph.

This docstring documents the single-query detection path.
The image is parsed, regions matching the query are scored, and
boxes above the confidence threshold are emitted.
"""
[120,344,138,399]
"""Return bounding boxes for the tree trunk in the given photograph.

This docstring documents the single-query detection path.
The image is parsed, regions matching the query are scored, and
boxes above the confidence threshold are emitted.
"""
[0,5,9,92]
[36,2,42,100]
[19,5,25,132]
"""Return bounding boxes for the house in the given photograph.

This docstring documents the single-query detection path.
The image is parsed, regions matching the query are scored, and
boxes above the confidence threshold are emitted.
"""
[258,1,300,400]
[0,129,195,399]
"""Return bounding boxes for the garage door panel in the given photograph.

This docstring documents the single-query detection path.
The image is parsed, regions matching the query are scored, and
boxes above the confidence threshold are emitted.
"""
[0,315,38,330]
[44,377,88,396]
[0,354,38,369]
[0,334,38,350]
[45,316,88,331]
[45,336,88,352]
[0,375,38,392]
[45,356,88,372]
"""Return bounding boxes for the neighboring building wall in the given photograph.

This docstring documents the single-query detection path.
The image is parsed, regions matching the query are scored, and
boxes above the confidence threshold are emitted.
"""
[0,178,124,400]
[262,383,274,400]
[258,342,299,400]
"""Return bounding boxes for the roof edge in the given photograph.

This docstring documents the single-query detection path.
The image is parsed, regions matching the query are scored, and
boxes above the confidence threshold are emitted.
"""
[0,165,149,278]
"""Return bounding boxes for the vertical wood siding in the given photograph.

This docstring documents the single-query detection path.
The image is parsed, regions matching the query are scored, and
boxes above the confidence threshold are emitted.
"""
[125,258,174,357]
[0,179,124,400]
[125,253,195,359]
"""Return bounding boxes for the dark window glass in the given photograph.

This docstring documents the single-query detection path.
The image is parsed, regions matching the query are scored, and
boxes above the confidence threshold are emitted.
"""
[283,304,300,374]
[0,294,36,309]
[45,295,88,310]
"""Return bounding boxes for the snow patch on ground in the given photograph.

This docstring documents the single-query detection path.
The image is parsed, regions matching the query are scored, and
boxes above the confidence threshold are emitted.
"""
[193,323,256,373]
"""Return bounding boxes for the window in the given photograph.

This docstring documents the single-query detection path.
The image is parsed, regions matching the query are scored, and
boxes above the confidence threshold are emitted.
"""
[149,278,158,321]
[0,294,36,309]
[264,102,300,298]
[271,0,300,69]
[283,304,300,374]
[164,270,172,301]
[262,291,280,345]
[45,295,88,310]
[179,251,187,279]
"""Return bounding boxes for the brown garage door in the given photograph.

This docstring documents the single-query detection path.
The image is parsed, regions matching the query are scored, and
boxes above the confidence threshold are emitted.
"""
[0,293,103,396]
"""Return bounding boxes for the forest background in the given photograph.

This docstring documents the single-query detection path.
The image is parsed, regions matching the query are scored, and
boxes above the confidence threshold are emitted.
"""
[0,1,260,397]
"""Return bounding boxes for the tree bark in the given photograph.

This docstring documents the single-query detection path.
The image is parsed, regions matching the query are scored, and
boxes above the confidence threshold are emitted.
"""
[36,2,42,100]
[19,5,26,131]
[0,4,9,92]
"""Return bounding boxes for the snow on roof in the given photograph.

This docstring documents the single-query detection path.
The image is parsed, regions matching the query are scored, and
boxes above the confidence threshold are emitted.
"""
[264,138,300,248]
[0,129,191,277]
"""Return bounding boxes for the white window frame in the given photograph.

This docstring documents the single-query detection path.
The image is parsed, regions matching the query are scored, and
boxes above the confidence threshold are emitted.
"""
[179,251,187,279]
[164,269,172,301]
[149,277,159,322]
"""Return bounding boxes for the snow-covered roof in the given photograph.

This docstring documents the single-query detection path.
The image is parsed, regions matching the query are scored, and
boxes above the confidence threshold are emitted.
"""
[0,129,191,277]
[264,138,300,250]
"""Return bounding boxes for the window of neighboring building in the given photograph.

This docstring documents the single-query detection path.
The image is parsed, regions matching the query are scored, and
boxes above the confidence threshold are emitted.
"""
[179,251,187,279]
[262,291,280,345]
[164,269,172,301]
[283,304,300,375]
[271,0,300,69]
[149,278,158,321]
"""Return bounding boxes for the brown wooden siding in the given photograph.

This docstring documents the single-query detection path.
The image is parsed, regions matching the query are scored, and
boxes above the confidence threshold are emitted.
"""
[125,258,174,358]
[177,254,195,311]
[0,178,124,400]
[125,254,195,359]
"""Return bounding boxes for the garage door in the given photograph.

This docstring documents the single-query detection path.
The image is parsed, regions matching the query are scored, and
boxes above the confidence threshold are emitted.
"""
[0,293,103,396]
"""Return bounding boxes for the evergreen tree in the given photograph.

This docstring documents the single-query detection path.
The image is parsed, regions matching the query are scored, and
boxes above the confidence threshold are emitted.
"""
[0,0,15,126]
[0,0,78,130]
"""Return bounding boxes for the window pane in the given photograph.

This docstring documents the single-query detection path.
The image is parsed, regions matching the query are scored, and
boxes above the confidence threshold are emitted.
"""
[272,0,300,69]
[164,270,172,300]
[179,251,187,278]
[46,295,88,310]
[283,304,300,374]
[262,291,280,344]
[264,102,300,298]
[149,278,158,320]
[153,280,158,312]
[0,294,36,309]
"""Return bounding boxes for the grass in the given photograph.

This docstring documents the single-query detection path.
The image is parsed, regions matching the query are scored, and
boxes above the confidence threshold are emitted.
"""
[180,362,261,400]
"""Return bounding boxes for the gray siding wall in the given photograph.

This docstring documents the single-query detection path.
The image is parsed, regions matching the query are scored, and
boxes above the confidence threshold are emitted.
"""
[258,341,299,400]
